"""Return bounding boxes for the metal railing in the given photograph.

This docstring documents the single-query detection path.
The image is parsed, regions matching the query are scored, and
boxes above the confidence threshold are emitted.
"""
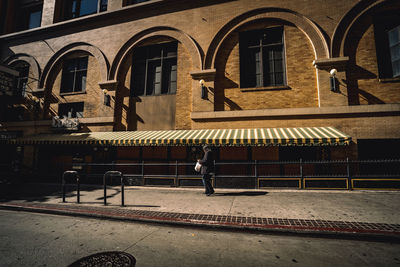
[62,170,126,206]
[55,158,400,190]
[56,159,400,207]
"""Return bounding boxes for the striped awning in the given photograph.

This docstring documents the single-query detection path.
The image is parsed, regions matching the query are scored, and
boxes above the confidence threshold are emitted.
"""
[8,127,351,146]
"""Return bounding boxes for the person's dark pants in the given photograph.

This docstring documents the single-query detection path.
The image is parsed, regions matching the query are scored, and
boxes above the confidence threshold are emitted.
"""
[202,174,214,194]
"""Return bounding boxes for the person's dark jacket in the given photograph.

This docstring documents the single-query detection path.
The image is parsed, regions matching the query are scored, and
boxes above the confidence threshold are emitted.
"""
[198,150,214,175]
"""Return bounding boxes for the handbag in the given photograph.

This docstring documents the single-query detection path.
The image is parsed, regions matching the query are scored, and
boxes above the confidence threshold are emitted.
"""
[194,162,202,172]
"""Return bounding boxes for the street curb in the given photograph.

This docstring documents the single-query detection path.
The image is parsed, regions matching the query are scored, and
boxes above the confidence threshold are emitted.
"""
[1,202,400,242]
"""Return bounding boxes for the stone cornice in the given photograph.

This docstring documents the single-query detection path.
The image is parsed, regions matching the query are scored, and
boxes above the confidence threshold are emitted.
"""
[190,69,217,81]
[0,0,168,41]
[313,57,349,71]
[1,117,114,127]
[98,80,119,91]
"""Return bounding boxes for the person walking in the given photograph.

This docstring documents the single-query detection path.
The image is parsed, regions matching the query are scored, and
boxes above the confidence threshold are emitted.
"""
[198,145,215,196]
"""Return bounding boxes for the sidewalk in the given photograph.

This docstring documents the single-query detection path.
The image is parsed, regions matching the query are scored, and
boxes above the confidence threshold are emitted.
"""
[1,183,400,239]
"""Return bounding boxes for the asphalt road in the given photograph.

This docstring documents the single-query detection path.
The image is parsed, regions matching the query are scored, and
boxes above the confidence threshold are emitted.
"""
[0,210,399,267]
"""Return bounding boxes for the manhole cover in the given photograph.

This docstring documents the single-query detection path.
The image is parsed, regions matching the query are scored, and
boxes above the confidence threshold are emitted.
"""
[68,251,136,267]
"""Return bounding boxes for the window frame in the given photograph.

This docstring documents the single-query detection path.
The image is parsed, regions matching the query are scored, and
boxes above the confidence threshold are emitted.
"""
[60,56,89,95]
[388,25,400,78]
[123,0,150,7]
[239,26,287,89]
[17,1,43,31]
[373,13,400,80]
[63,0,107,20]
[131,42,177,97]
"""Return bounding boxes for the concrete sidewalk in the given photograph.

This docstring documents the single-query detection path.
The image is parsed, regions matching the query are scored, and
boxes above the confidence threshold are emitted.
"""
[1,183,400,239]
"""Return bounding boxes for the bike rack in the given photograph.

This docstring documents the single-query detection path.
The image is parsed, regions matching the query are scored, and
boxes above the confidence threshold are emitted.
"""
[61,170,80,203]
[103,171,124,206]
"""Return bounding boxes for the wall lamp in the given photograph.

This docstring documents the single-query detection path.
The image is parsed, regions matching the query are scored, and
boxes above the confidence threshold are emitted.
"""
[31,96,41,109]
[199,79,207,99]
[330,69,338,92]
[31,96,39,103]
[102,89,111,106]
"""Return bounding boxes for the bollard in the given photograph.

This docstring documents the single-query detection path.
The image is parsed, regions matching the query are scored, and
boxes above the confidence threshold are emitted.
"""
[62,170,79,203]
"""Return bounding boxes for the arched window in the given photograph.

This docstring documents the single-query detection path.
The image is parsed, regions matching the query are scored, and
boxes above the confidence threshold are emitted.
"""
[239,26,286,88]
[131,42,177,96]
[60,56,88,94]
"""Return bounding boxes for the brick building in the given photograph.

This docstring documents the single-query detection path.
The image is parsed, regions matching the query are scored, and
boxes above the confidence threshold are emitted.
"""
[0,0,399,187]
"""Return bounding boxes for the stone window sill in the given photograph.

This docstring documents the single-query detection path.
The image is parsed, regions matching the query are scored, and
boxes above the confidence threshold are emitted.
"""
[2,117,114,126]
[240,85,291,92]
[60,91,87,96]
[379,77,400,83]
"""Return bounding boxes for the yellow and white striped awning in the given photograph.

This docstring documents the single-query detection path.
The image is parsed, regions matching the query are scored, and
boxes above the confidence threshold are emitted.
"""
[9,127,351,146]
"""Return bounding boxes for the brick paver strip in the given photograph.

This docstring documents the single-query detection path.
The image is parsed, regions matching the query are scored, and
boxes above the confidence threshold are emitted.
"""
[1,202,400,237]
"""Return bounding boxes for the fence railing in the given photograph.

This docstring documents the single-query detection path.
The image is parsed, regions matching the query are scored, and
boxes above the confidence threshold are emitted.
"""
[2,159,399,189]
[53,158,400,190]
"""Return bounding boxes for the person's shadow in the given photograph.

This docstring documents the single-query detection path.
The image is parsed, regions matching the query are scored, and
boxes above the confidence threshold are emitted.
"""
[214,191,268,196]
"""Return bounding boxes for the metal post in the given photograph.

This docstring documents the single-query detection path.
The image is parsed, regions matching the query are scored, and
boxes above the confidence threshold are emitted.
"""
[255,160,258,189]
[213,160,216,188]
[300,158,303,189]
[111,161,115,185]
[77,174,80,204]
[103,172,107,206]
[121,175,125,207]
[62,170,78,203]
[62,173,66,203]
[175,160,178,187]
[346,157,352,190]
[141,161,145,186]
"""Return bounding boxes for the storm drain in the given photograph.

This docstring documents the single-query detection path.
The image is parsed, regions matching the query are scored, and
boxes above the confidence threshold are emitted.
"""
[68,251,136,267]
